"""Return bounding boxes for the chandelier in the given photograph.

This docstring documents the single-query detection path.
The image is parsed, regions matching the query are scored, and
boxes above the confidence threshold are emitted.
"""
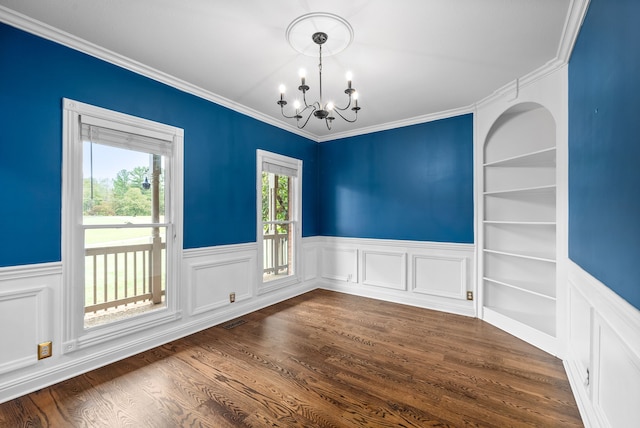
[277,30,361,130]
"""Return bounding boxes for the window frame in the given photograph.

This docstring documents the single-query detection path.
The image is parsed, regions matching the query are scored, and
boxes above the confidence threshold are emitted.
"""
[256,149,302,293]
[61,98,183,353]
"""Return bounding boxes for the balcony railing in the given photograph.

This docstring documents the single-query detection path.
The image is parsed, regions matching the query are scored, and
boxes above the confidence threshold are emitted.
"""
[263,231,289,278]
[86,231,288,313]
[85,242,166,313]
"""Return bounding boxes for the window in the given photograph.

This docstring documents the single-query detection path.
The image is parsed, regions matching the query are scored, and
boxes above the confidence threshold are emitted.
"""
[257,150,302,291]
[62,99,183,351]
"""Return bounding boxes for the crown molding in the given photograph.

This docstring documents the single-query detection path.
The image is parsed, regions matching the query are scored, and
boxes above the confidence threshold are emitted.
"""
[0,4,469,144]
[556,0,591,63]
[0,6,318,142]
[474,58,565,110]
[317,105,475,143]
[475,0,589,111]
[1,1,590,144]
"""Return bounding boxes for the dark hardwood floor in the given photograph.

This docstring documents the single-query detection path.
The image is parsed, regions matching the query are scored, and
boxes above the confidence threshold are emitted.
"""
[0,290,583,427]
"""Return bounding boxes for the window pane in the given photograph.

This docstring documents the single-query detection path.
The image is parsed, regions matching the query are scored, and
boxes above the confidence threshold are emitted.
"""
[84,226,166,328]
[262,171,294,282]
[83,142,165,224]
[261,172,290,223]
[276,175,290,221]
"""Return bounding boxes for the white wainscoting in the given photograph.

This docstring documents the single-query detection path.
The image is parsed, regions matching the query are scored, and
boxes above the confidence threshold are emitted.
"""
[362,250,406,290]
[317,237,476,317]
[302,239,320,282]
[412,254,467,300]
[321,246,359,283]
[0,239,319,404]
[185,244,256,316]
[0,264,60,375]
[564,260,640,428]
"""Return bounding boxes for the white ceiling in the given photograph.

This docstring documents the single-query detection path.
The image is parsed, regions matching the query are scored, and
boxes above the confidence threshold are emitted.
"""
[0,0,577,141]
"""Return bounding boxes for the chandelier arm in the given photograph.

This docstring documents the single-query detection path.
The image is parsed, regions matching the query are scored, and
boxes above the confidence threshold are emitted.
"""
[332,92,353,111]
[332,99,353,111]
[301,90,312,108]
[297,107,318,129]
[298,104,316,116]
[330,107,358,123]
[280,107,300,120]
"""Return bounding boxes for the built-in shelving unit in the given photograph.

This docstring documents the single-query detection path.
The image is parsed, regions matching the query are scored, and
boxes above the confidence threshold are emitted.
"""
[482,105,557,340]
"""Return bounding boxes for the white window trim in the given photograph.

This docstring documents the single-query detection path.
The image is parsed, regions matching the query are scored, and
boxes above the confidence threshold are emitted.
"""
[256,149,302,294]
[61,98,184,353]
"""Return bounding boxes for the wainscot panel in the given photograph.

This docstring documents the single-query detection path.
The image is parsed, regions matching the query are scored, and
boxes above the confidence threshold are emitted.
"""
[321,246,358,283]
[412,254,466,299]
[564,260,640,428]
[318,237,475,317]
[0,264,59,375]
[362,250,407,290]
[187,254,255,315]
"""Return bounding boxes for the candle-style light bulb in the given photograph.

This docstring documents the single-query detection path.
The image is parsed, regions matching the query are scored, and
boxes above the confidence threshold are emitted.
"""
[293,100,301,111]
[326,101,335,111]
[352,91,360,111]
[299,69,307,86]
[346,71,353,89]
[278,84,286,102]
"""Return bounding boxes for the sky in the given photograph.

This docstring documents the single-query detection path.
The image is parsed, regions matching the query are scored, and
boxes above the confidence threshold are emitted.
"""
[83,142,154,180]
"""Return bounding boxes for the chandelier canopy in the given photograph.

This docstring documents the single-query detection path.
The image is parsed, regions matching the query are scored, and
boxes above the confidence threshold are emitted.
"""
[278,15,361,130]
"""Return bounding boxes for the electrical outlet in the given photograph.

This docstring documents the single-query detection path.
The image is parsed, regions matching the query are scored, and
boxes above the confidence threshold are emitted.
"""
[466,291,474,300]
[229,292,236,303]
[38,342,52,360]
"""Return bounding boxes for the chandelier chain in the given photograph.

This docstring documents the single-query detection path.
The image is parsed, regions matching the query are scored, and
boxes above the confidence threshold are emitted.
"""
[318,44,323,106]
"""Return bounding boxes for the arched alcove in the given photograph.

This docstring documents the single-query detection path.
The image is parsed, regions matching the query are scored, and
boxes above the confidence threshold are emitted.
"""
[481,102,558,347]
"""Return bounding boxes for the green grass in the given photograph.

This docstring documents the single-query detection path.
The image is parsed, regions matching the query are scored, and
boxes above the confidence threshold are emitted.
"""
[84,216,166,246]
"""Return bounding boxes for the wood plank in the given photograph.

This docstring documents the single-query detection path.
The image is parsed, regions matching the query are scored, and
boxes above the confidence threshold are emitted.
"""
[0,290,583,427]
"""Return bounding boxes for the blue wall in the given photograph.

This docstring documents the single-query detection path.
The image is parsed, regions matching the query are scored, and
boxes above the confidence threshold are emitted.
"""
[0,21,474,270]
[569,0,640,309]
[0,23,319,267]
[319,115,474,243]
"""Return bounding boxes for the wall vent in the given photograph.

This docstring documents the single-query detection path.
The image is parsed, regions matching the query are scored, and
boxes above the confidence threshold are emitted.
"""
[222,319,247,330]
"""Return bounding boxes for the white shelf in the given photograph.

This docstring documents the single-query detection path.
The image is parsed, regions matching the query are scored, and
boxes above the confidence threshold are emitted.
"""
[483,276,555,300]
[483,248,555,263]
[483,147,556,168]
[482,105,557,347]
[484,188,556,223]
[483,184,556,196]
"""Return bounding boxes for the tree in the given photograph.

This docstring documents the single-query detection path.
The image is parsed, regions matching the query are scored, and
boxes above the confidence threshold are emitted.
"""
[83,177,111,215]
[90,203,116,216]
[112,169,130,199]
[129,166,149,190]
[84,165,164,217]
[118,188,149,216]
